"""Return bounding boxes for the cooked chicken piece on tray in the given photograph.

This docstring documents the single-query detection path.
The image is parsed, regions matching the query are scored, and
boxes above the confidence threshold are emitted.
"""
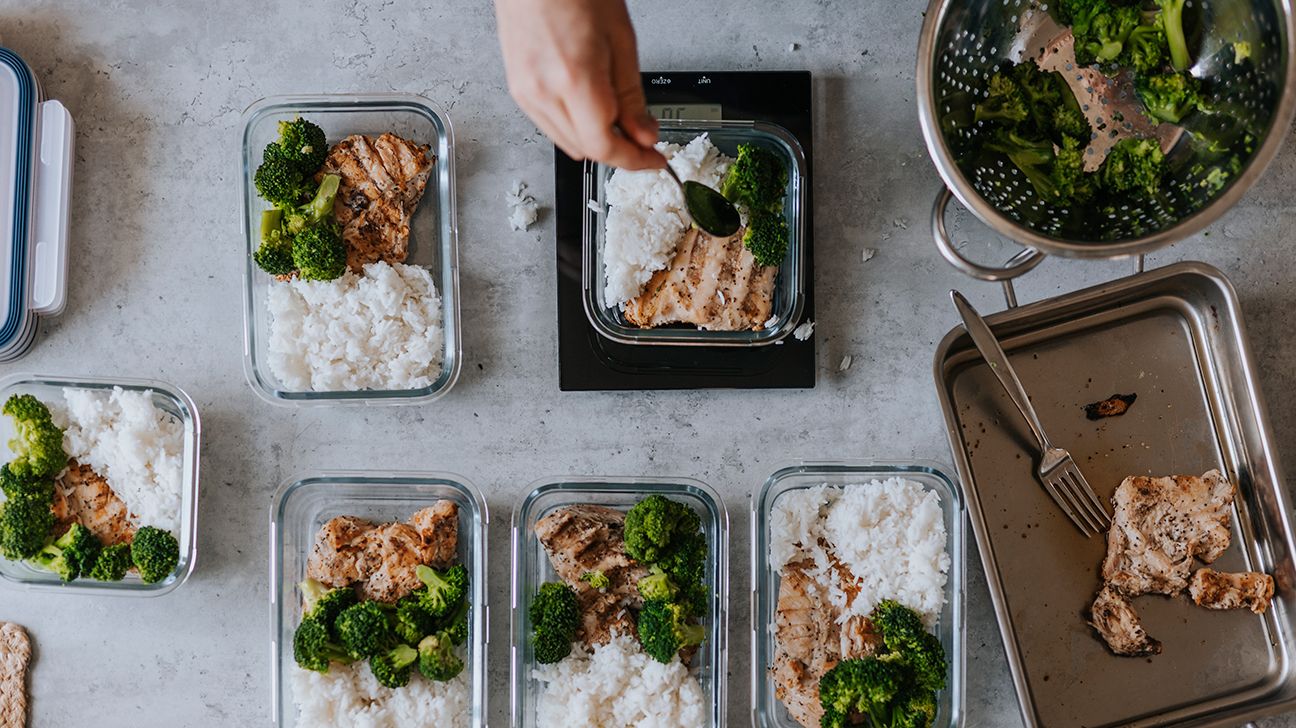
[318,132,435,271]
[535,505,649,646]
[50,460,135,545]
[1090,585,1163,657]
[623,226,777,331]
[306,500,459,603]
[1189,568,1275,614]
[1101,469,1235,597]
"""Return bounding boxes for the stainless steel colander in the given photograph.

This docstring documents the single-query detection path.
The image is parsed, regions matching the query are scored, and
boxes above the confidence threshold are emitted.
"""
[917,0,1296,280]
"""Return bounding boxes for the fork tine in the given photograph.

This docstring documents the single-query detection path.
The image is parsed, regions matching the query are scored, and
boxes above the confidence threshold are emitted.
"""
[1053,473,1103,534]
[1064,465,1111,529]
[1041,477,1093,537]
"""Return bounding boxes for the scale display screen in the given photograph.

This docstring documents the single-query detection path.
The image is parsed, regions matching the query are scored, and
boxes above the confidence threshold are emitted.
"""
[648,103,722,121]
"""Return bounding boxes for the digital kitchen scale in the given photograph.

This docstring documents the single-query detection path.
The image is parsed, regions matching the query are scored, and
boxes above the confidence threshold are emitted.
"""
[556,71,815,391]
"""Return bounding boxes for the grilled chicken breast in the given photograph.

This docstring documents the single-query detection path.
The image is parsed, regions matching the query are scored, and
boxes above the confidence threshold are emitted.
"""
[306,501,459,603]
[623,226,777,331]
[50,461,134,545]
[318,132,435,271]
[1189,568,1275,614]
[534,505,649,646]
[1090,585,1163,657]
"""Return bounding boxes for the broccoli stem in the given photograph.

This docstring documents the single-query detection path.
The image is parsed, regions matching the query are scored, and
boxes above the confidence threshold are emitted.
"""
[302,174,340,222]
[1159,0,1190,71]
[260,208,284,245]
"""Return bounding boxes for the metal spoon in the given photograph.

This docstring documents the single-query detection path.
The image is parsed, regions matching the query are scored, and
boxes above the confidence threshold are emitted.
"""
[663,165,741,238]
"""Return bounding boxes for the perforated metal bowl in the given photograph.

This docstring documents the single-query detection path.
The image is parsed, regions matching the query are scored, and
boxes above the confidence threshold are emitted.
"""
[917,0,1296,279]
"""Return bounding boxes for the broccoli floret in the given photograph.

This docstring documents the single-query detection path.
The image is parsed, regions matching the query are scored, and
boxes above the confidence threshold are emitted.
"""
[254,151,313,208]
[1008,63,1089,144]
[86,542,133,582]
[300,578,358,631]
[276,117,329,175]
[1051,136,1095,204]
[392,594,439,645]
[974,72,1029,126]
[1099,137,1166,196]
[130,526,180,584]
[1157,0,1190,71]
[417,632,465,682]
[0,492,53,561]
[624,494,702,564]
[818,657,909,726]
[891,688,940,728]
[532,626,574,665]
[983,128,1062,202]
[1075,3,1141,66]
[293,616,352,673]
[637,566,679,602]
[637,598,705,663]
[3,394,67,481]
[872,600,948,692]
[369,643,418,688]
[336,600,394,660]
[438,599,469,646]
[580,570,610,590]
[530,581,579,664]
[0,463,53,502]
[282,174,340,235]
[1122,20,1169,73]
[1052,106,1092,143]
[291,223,346,281]
[744,212,790,267]
[719,143,787,214]
[1136,72,1201,124]
[31,523,100,582]
[415,563,469,619]
[254,209,295,276]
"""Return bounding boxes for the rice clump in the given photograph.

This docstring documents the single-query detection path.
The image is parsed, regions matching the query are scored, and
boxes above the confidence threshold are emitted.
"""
[769,478,950,625]
[267,261,444,392]
[533,633,707,728]
[290,662,469,727]
[602,134,731,306]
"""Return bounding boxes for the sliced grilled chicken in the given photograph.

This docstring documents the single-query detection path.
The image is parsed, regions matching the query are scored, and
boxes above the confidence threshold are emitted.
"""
[355,522,427,603]
[771,560,838,728]
[623,226,777,331]
[318,132,434,271]
[1101,470,1235,597]
[307,515,374,588]
[534,505,649,646]
[50,460,134,545]
[410,501,459,568]
[1091,585,1162,657]
[1189,568,1275,614]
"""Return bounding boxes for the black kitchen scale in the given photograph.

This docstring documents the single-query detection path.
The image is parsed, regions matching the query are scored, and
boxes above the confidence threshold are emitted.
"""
[556,71,815,391]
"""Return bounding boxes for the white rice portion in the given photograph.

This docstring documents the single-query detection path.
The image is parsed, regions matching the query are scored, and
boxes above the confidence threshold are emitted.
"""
[770,479,950,626]
[50,387,184,532]
[602,135,732,306]
[267,261,444,392]
[290,663,469,728]
[534,633,707,728]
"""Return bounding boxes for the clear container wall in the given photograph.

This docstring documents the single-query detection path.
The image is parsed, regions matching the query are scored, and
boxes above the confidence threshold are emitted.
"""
[752,462,965,728]
[0,374,200,596]
[583,120,806,347]
[271,473,488,728]
[241,95,460,405]
[511,478,729,728]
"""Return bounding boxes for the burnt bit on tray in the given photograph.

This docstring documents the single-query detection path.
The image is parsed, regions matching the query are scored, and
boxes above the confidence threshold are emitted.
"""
[1084,393,1137,420]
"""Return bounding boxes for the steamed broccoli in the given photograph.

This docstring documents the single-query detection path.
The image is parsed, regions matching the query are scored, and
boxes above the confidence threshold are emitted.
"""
[1136,72,1201,124]
[0,491,53,561]
[984,128,1062,202]
[3,394,67,480]
[336,600,394,660]
[1051,136,1095,204]
[872,600,948,692]
[891,688,940,728]
[744,212,790,267]
[254,209,295,276]
[31,523,100,582]
[1008,62,1091,144]
[291,223,346,281]
[1157,0,1190,71]
[624,495,701,565]
[370,643,418,688]
[86,542,133,582]
[637,566,679,602]
[276,117,329,175]
[254,150,314,208]
[415,563,469,619]
[392,594,439,645]
[974,72,1029,126]
[293,616,352,673]
[417,632,465,682]
[130,526,180,584]
[818,657,909,727]
[282,174,341,236]
[637,598,705,663]
[1122,19,1169,73]
[1075,3,1141,66]
[580,570,610,590]
[439,599,470,646]
[530,581,579,664]
[300,578,358,630]
[1099,137,1166,196]
[719,143,787,214]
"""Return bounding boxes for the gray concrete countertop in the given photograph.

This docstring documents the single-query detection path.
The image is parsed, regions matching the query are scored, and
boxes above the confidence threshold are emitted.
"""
[1,0,1294,726]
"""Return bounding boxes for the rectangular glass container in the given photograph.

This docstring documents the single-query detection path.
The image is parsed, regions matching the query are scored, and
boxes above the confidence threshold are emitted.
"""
[582,120,806,346]
[510,477,729,727]
[240,94,461,405]
[752,461,965,728]
[270,471,488,727]
[0,373,201,596]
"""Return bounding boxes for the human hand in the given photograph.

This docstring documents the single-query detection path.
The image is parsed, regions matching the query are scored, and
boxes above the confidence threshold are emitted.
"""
[494,0,666,170]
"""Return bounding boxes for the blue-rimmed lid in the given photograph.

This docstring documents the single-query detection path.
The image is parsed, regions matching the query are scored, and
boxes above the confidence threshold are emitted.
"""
[0,48,37,354]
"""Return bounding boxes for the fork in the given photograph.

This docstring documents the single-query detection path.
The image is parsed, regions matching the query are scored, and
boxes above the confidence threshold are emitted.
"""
[951,290,1112,537]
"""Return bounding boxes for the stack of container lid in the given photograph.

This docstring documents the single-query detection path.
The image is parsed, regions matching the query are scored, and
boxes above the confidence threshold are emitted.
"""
[0,46,72,361]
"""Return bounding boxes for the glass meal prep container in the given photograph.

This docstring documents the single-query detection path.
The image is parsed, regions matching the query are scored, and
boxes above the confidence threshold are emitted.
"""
[240,94,461,406]
[270,471,488,728]
[0,373,201,596]
[752,461,966,728]
[582,119,807,347]
[510,477,729,727]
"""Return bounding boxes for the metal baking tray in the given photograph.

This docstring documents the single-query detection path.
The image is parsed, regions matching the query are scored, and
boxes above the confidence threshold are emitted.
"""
[933,261,1296,727]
